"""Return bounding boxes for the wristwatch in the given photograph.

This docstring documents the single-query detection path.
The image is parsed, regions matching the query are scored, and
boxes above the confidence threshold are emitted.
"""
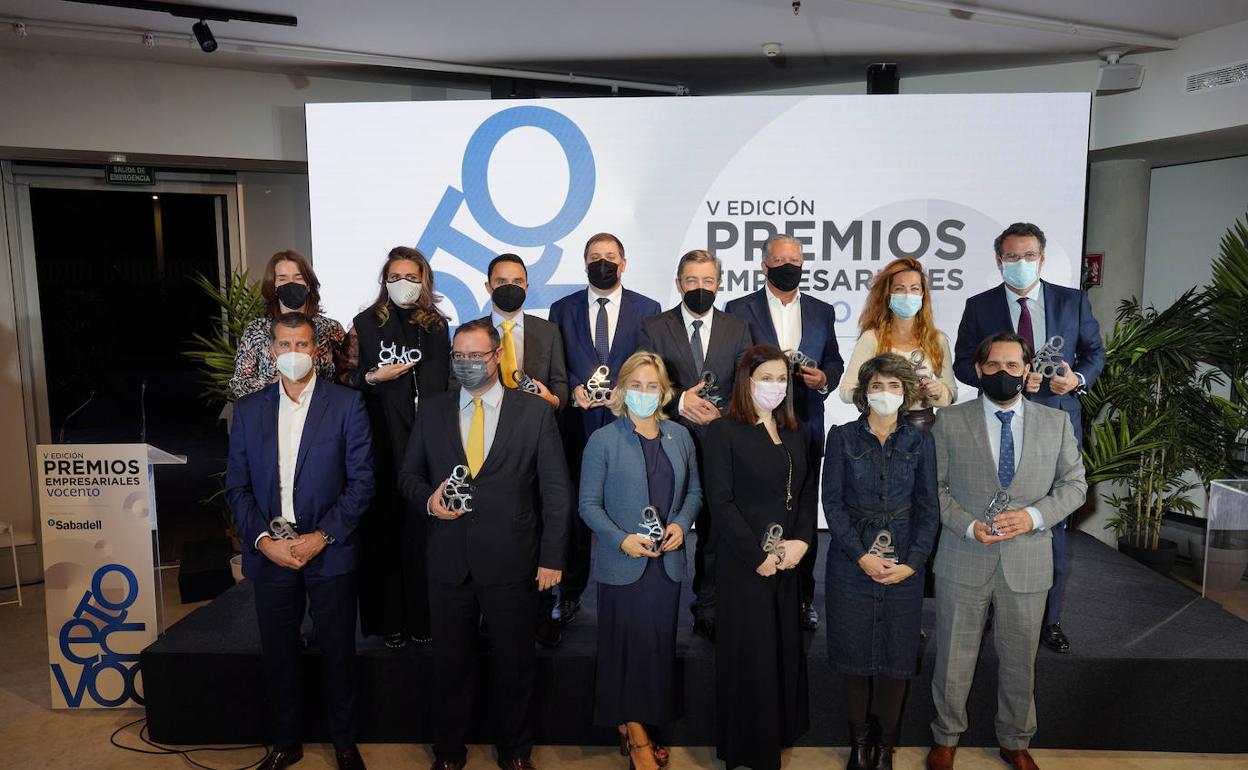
[364,367,379,386]
[318,529,335,545]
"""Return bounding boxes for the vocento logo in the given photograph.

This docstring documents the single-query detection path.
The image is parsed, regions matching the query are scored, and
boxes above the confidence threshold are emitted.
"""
[416,105,597,323]
[50,563,146,707]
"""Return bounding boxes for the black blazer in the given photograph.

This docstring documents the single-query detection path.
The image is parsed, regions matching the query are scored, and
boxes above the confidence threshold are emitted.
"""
[637,306,754,437]
[398,386,573,586]
[478,313,570,410]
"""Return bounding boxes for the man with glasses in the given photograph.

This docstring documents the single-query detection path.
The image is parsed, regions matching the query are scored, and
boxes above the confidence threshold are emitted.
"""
[726,234,843,630]
[399,318,572,770]
[638,249,754,641]
[952,222,1104,654]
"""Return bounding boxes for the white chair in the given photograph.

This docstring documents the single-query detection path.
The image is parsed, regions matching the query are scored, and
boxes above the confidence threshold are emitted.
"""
[0,521,21,607]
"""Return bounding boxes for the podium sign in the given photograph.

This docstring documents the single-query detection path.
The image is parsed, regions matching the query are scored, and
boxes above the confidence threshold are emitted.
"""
[36,443,183,709]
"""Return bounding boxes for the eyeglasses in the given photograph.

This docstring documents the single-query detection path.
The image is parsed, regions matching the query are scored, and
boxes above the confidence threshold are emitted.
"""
[451,349,497,362]
[1001,251,1041,263]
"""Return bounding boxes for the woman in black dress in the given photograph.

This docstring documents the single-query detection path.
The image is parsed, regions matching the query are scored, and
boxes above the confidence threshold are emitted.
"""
[705,344,815,770]
[823,353,939,770]
[350,246,451,647]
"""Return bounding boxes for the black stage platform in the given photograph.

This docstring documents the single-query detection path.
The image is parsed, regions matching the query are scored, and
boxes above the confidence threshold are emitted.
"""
[143,532,1248,752]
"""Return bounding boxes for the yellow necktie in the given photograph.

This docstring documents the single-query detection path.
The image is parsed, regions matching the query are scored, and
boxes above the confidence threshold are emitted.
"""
[500,320,519,389]
[466,397,484,477]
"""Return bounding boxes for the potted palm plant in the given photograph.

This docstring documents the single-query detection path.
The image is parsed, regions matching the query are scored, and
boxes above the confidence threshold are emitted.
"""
[185,269,264,580]
[1082,211,1248,577]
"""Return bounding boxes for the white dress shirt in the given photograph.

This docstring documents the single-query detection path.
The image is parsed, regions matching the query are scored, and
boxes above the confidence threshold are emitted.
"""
[256,374,316,546]
[1006,281,1046,351]
[965,394,1044,539]
[458,378,505,461]
[766,287,802,353]
[587,284,623,349]
[677,304,715,411]
[492,310,525,371]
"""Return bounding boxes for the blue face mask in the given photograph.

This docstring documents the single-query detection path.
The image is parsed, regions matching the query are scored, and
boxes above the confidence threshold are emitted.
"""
[1002,259,1041,290]
[888,293,923,319]
[624,389,661,418]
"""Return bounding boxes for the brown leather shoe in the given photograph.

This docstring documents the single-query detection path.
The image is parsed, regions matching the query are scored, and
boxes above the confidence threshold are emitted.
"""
[926,744,957,770]
[999,748,1040,770]
[497,759,536,770]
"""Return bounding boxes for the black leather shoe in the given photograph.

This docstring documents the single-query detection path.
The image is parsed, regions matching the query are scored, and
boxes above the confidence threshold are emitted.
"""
[554,598,581,626]
[409,632,433,646]
[1040,623,1071,653]
[384,632,408,649]
[335,745,367,770]
[258,747,303,770]
[693,617,716,642]
[846,722,871,770]
[536,617,562,648]
[799,602,819,630]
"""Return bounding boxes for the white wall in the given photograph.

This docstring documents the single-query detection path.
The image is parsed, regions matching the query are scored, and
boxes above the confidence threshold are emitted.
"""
[1143,155,1248,308]
[0,49,487,163]
[238,172,313,274]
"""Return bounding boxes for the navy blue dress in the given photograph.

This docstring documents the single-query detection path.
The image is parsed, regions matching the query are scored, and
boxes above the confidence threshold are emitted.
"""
[594,432,681,726]
[822,414,939,678]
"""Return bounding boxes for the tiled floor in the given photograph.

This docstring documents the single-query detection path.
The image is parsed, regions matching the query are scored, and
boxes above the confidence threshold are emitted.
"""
[1,569,1245,769]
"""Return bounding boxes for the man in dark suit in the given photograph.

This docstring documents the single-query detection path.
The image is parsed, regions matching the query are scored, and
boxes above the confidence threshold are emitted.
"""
[726,234,844,630]
[548,232,661,628]
[478,252,570,645]
[399,318,572,770]
[952,222,1105,654]
[226,312,374,770]
[481,253,569,410]
[638,249,754,640]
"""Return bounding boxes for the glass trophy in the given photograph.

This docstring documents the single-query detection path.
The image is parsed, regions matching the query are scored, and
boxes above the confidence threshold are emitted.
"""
[639,505,664,550]
[984,489,1013,536]
[700,370,725,409]
[761,522,786,562]
[269,517,299,541]
[585,365,614,405]
[511,369,543,395]
[1032,335,1066,379]
[439,464,473,515]
[866,529,898,563]
[378,340,423,366]
[785,348,817,376]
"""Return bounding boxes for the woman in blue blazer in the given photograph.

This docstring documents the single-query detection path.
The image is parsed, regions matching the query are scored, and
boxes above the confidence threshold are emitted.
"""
[580,351,702,770]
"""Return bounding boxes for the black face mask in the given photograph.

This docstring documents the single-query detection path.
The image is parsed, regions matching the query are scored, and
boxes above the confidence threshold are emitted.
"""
[682,288,715,316]
[767,262,803,293]
[586,259,620,291]
[980,370,1024,403]
[491,283,526,314]
[276,282,309,311]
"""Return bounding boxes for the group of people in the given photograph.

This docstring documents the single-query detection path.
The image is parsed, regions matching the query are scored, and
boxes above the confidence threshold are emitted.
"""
[224,222,1105,770]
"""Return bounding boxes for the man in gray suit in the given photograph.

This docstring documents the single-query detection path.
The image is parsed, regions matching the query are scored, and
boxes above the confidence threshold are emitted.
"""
[927,331,1086,770]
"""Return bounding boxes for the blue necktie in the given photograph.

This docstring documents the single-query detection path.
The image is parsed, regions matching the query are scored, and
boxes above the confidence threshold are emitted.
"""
[594,297,610,365]
[996,410,1015,488]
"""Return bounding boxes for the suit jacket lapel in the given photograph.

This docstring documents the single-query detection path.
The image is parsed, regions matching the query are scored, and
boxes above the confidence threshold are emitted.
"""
[662,308,698,380]
[293,384,330,483]
[798,295,820,356]
[479,389,520,475]
[445,389,469,466]
[658,422,685,516]
[609,291,639,371]
[261,385,281,513]
[967,400,998,483]
[748,290,779,346]
[1009,402,1043,495]
[994,284,1017,334]
[704,309,732,373]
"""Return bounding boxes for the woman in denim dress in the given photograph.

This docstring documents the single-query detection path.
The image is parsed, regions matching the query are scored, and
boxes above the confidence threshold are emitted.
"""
[823,353,940,770]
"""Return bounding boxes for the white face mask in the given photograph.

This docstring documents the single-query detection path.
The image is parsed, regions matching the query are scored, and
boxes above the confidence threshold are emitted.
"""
[276,351,313,381]
[866,391,904,417]
[386,279,423,307]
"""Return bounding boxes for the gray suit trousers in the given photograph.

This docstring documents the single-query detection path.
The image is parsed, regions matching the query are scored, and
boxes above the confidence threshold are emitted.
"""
[931,565,1046,751]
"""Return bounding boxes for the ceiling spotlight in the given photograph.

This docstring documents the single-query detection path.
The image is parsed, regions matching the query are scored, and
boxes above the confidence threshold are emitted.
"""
[192,19,217,53]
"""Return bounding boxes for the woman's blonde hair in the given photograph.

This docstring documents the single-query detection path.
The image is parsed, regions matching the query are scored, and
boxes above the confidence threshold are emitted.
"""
[610,351,675,419]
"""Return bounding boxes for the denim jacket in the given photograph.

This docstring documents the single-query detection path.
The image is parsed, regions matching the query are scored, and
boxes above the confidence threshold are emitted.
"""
[821,413,939,571]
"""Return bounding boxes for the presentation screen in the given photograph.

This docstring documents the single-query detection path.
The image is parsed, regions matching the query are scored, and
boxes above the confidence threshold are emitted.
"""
[307,93,1090,426]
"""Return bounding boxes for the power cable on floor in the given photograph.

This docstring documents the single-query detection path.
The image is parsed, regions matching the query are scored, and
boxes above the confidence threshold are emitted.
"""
[110,716,269,770]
